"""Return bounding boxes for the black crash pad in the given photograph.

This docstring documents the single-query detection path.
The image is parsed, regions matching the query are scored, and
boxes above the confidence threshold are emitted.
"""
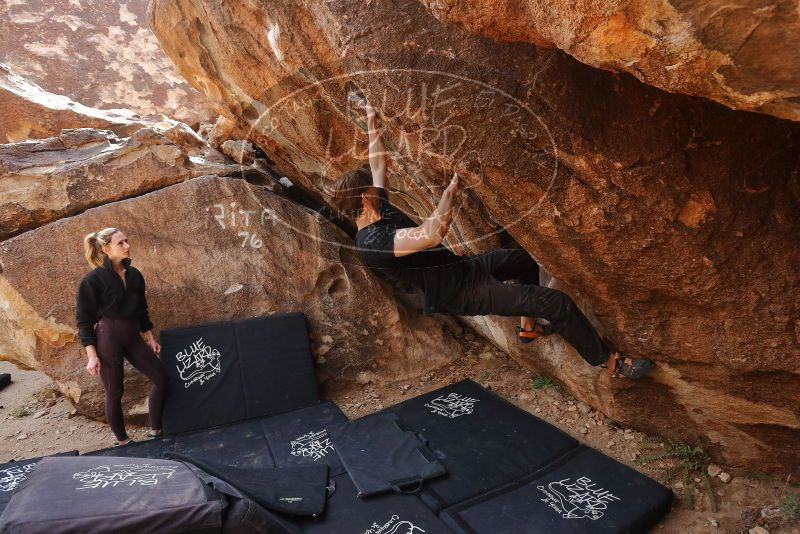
[329,412,446,497]
[0,456,222,533]
[288,472,453,534]
[1,455,299,534]
[259,401,349,476]
[83,437,174,459]
[0,452,78,516]
[173,418,275,469]
[442,445,674,534]
[382,379,579,511]
[235,315,319,416]
[168,451,329,517]
[160,312,319,434]
[160,319,241,434]
[0,374,10,392]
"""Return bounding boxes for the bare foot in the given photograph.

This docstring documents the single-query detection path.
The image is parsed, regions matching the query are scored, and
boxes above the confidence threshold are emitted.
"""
[605,352,619,372]
[606,352,638,373]
[605,352,655,379]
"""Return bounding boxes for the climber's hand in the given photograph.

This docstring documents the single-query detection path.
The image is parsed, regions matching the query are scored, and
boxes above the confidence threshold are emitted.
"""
[365,103,376,121]
[443,172,464,202]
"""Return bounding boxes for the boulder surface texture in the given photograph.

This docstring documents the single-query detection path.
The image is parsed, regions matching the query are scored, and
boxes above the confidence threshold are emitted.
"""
[419,0,800,121]
[0,125,242,240]
[148,0,800,475]
[0,0,214,125]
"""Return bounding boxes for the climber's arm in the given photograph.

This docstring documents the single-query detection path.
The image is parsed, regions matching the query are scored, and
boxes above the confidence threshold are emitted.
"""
[393,173,461,257]
[366,104,387,189]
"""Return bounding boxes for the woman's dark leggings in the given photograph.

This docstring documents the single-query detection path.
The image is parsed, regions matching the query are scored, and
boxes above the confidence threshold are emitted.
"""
[95,317,166,441]
[434,248,611,366]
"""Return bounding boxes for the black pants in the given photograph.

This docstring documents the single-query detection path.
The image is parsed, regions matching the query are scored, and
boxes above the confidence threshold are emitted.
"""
[95,317,166,440]
[433,248,611,366]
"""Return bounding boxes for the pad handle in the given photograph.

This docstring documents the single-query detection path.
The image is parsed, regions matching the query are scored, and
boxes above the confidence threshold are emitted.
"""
[388,476,425,494]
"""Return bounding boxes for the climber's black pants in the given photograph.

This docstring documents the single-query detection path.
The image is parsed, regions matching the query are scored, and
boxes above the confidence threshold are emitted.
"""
[95,317,166,441]
[432,248,611,366]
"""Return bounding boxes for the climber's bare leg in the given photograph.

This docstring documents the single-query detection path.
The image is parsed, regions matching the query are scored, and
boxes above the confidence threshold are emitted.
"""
[603,352,644,371]
[603,351,642,371]
[520,316,535,331]
[605,352,618,372]
[603,351,654,378]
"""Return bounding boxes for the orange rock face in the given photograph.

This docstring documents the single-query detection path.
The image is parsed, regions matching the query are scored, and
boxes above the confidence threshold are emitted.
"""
[0,63,158,143]
[0,125,241,239]
[418,0,800,122]
[148,0,800,476]
[0,0,214,126]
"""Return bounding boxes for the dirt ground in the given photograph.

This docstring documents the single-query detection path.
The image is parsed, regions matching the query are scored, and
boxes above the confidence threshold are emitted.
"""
[2,333,798,533]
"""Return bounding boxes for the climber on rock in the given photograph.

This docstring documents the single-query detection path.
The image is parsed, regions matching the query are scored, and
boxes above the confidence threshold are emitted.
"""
[327,94,654,379]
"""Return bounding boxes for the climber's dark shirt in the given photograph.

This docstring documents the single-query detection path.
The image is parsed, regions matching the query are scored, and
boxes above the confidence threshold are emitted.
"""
[354,187,472,313]
[75,255,153,347]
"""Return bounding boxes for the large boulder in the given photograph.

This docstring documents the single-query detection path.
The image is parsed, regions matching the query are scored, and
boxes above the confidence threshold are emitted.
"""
[0,125,242,240]
[0,0,214,126]
[0,62,177,143]
[418,0,800,122]
[148,0,800,475]
[0,175,461,421]
[0,63,203,143]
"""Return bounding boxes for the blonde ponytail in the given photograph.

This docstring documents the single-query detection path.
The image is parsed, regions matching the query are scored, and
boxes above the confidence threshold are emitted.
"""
[83,227,120,268]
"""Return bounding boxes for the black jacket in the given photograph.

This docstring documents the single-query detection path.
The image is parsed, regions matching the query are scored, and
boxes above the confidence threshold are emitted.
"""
[75,255,153,347]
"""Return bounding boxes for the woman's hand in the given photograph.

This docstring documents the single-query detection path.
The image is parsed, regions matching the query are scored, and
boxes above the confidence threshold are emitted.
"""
[443,173,464,227]
[443,172,464,201]
[428,173,463,243]
[147,338,162,357]
[142,330,161,356]
[86,354,101,375]
[365,103,376,122]
[142,330,161,357]
[438,173,463,224]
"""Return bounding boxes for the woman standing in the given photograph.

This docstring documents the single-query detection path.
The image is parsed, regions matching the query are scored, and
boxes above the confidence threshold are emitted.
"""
[76,227,166,445]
